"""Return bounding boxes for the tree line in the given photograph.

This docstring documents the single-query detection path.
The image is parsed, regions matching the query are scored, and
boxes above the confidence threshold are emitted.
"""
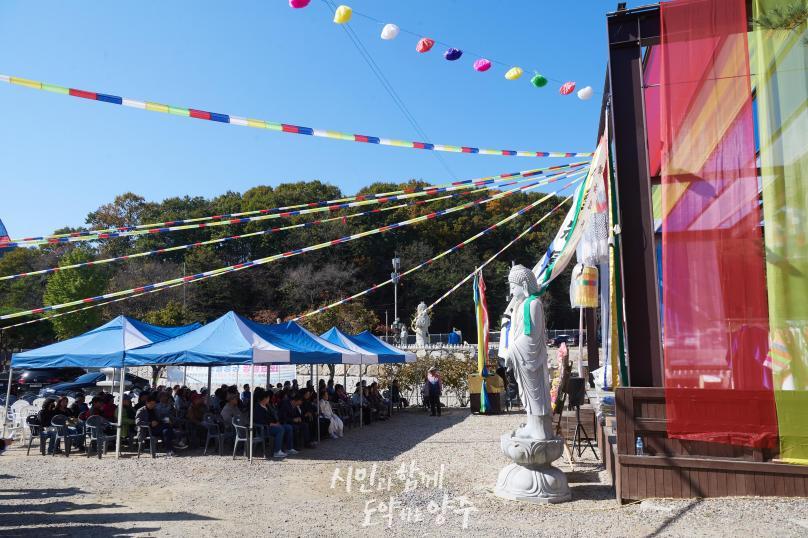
[0,180,577,351]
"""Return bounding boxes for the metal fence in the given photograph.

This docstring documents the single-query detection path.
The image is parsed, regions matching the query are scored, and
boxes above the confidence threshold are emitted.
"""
[381,328,590,347]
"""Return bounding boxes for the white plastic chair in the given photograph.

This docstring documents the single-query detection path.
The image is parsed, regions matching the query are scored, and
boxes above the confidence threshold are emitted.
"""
[7,404,30,441]
[31,398,47,410]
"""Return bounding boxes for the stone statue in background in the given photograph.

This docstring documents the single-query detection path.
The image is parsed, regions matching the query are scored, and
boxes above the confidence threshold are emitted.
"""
[412,302,430,347]
[495,264,570,504]
[399,322,408,346]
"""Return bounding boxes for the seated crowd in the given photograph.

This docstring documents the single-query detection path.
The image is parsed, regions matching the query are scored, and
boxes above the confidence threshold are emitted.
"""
[27,378,394,458]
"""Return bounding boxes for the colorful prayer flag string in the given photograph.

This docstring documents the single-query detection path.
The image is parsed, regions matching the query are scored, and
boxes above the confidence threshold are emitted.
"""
[0,74,594,161]
[3,166,586,248]
[295,188,576,321]
[2,182,578,332]
[4,161,587,245]
[427,193,574,312]
[0,168,587,281]
[0,176,579,322]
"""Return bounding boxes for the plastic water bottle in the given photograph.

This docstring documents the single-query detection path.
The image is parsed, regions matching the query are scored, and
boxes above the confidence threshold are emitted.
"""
[635,436,645,456]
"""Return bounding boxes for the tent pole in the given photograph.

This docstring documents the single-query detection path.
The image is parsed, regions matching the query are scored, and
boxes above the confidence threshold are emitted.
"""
[206,367,212,409]
[343,364,347,391]
[359,361,363,428]
[578,308,585,377]
[115,366,125,458]
[266,365,270,390]
[249,365,255,463]
[315,364,320,443]
[182,366,187,387]
[2,367,12,438]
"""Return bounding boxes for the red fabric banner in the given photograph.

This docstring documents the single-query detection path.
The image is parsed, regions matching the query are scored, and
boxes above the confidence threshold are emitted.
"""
[660,0,776,448]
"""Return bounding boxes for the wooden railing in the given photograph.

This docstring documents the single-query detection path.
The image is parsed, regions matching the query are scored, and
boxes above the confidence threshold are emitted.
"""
[614,387,808,502]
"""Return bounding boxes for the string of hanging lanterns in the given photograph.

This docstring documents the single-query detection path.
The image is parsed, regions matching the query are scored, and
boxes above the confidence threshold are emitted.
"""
[288,1,594,100]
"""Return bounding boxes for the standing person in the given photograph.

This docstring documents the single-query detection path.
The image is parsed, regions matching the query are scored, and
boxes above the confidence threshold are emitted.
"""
[426,367,442,417]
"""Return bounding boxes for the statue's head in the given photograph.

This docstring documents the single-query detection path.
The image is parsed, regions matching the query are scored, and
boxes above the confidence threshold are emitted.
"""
[508,264,540,299]
[417,301,427,313]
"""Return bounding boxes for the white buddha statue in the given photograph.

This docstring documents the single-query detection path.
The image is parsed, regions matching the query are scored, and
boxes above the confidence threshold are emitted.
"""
[504,264,553,440]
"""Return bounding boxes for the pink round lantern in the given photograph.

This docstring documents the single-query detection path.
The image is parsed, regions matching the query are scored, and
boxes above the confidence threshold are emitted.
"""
[289,0,310,7]
[473,59,492,72]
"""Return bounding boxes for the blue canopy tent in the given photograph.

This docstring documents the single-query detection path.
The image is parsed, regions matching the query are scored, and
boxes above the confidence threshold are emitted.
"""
[126,311,363,458]
[320,327,415,424]
[11,315,201,369]
[125,311,363,367]
[320,327,416,364]
[5,316,200,453]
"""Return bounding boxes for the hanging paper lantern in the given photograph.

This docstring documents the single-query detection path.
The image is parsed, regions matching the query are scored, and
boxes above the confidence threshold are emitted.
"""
[559,81,576,95]
[444,48,463,61]
[381,23,400,40]
[504,67,523,80]
[289,0,310,7]
[416,38,435,53]
[577,86,594,100]
[473,59,492,72]
[571,265,599,308]
[530,74,548,88]
[333,5,352,24]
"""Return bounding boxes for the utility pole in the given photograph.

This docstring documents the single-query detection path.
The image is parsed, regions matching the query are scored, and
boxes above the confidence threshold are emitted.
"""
[391,255,401,341]
[391,255,400,321]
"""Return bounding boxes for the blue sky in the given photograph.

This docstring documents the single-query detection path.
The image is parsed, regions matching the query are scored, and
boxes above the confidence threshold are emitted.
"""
[0,1,622,238]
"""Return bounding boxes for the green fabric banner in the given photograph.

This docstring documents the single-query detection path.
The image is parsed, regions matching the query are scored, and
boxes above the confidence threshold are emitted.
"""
[754,0,808,464]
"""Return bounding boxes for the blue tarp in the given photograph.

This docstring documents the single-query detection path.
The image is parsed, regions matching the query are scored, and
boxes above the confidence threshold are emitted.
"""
[11,316,201,369]
[321,327,416,364]
[125,311,362,366]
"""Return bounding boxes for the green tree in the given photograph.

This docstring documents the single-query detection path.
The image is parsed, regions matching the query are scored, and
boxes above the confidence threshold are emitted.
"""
[141,300,201,384]
[43,249,109,340]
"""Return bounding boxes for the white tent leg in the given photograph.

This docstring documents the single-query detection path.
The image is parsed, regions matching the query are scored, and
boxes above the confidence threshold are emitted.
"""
[115,366,125,458]
[182,366,187,387]
[343,364,347,390]
[315,364,320,443]
[249,365,255,463]
[2,367,12,438]
[266,365,270,390]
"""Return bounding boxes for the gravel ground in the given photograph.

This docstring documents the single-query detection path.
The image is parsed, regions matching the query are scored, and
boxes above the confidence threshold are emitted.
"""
[1,409,807,537]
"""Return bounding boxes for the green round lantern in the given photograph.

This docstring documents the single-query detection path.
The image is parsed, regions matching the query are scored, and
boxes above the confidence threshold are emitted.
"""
[531,74,548,88]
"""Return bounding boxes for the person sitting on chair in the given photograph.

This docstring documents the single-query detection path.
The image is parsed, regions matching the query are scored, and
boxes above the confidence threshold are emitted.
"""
[38,398,59,454]
[279,392,312,449]
[135,394,176,457]
[319,389,344,439]
[253,388,296,458]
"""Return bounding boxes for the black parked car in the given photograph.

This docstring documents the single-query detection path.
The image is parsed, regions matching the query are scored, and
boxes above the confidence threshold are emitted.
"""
[40,371,150,398]
[0,367,86,394]
[552,334,578,347]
